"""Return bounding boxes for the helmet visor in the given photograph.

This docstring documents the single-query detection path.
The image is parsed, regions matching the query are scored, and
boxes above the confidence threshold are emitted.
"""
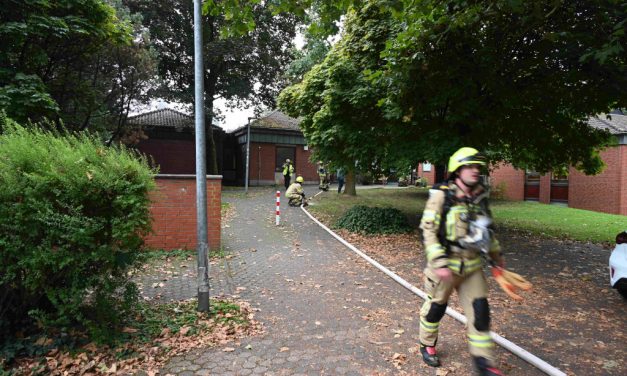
[458,153,487,165]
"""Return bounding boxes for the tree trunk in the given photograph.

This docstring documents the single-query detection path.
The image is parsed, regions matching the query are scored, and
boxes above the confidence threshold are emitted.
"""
[345,169,357,196]
[203,73,219,175]
[204,112,219,175]
[199,13,219,175]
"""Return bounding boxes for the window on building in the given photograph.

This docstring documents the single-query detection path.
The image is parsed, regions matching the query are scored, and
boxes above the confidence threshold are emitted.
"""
[525,169,541,184]
[276,146,295,172]
[551,168,569,184]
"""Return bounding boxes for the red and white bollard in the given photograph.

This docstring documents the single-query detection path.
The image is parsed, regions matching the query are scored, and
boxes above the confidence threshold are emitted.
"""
[275,190,281,226]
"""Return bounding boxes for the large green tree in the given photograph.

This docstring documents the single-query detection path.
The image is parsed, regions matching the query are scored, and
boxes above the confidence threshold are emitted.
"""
[283,36,330,84]
[221,0,626,174]
[279,1,397,195]
[0,0,156,132]
[125,0,298,174]
[376,0,626,173]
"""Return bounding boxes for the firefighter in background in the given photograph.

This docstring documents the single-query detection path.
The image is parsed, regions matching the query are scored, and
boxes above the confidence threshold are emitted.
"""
[418,147,505,376]
[318,161,330,191]
[282,158,295,190]
[286,176,307,206]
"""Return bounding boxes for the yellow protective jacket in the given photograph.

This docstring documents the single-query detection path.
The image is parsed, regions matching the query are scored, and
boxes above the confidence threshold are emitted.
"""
[286,182,303,199]
[419,182,502,274]
[282,163,294,176]
[318,166,327,177]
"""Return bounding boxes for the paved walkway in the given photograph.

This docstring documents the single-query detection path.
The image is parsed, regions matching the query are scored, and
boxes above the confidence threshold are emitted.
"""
[151,187,542,376]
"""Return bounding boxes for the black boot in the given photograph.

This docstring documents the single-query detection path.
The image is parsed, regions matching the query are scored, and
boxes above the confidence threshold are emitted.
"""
[473,357,504,376]
[420,345,441,367]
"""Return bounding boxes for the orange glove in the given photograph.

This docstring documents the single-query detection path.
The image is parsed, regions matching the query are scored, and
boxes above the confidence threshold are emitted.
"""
[491,266,532,301]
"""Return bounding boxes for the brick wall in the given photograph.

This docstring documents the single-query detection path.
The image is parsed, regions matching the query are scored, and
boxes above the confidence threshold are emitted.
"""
[568,147,625,215]
[538,174,551,204]
[246,142,319,185]
[144,175,222,250]
[135,139,196,174]
[295,146,318,183]
[488,145,627,215]
[417,163,437,186]
[489,163,525,200]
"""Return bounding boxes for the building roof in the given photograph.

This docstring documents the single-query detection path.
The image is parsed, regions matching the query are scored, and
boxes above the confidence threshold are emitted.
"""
[127,108,221,130]
[232,110,301,135]
[128,108,194,129]
[588,112,627,135]
[252,111,300,131]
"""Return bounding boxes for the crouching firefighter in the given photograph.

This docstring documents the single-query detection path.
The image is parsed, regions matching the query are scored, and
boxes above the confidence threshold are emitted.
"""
[286,176,307,206]
[418,147,504,376]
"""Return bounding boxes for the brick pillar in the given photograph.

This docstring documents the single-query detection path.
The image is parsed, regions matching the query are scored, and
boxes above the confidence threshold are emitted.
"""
[539,174,551,204]
[144,174,222,250]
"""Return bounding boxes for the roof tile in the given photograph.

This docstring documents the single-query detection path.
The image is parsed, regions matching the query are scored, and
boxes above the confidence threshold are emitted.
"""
[128,108,193,129]
[587,113,627,135]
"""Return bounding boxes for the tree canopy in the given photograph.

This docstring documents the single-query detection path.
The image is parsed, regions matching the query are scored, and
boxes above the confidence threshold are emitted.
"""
[0,0,156,133]
[126,0,299,172]
[376,0,626,173]
[234,0,627,174]
[278,1,397,194]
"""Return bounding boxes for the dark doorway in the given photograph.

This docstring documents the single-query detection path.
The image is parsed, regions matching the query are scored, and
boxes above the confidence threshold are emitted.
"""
[524,170,540,201]
[550,171,569,203]
[275,146,295,172]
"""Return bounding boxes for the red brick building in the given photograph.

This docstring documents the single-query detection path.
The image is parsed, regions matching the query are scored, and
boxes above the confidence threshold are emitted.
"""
[128,108,228,175]
[420,113,627,215]
[128,108,318,187]
[489,114,627,215]
[231,111,318,186]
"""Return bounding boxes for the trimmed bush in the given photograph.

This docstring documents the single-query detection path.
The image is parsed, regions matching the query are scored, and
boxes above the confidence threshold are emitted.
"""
[335,205,412,234]
[0,118,156,341]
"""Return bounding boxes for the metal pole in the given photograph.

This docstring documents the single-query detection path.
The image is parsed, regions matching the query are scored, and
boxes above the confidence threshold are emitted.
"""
[245,116,256,193]
[245,119,251,193]
[193,0,209,312]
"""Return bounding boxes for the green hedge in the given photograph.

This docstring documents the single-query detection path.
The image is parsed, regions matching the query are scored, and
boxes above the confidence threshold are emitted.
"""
[0,117,156,341]
[335,205,412,234]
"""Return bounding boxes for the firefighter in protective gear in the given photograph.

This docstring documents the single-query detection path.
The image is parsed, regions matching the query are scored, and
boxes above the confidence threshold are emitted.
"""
[282,159,295,190]
[318,161,330,191]
[286,176,307,206]
[418,147,505,376]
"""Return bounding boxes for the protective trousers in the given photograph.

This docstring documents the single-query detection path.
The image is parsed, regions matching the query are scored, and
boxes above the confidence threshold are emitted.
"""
[288,195,303,206]
[419,265,495,364]
[319,175,329,189]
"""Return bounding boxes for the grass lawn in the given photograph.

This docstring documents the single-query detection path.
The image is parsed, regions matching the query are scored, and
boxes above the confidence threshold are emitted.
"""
[308,187,625,243]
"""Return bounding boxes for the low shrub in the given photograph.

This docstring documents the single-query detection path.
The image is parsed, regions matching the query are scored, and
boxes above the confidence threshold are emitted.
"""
[335,205,413,234]
[489,180,508,200]
[0,117,156,342]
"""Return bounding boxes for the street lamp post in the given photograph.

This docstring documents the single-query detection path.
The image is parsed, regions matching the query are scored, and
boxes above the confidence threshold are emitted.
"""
[193,0,209,312]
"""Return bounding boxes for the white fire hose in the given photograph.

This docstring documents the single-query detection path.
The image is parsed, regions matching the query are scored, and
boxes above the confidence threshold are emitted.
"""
[300,205,567,376]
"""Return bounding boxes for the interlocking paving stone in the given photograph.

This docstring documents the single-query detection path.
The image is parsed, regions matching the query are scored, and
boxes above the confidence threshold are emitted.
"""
[153,187,542,375]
